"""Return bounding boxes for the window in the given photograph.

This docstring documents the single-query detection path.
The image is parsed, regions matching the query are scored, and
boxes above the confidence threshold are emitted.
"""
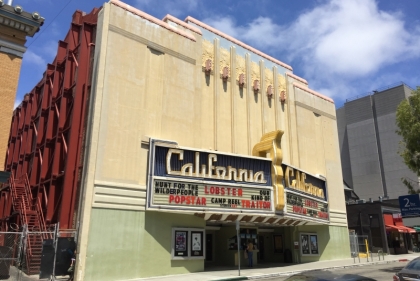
[405,259,420,270]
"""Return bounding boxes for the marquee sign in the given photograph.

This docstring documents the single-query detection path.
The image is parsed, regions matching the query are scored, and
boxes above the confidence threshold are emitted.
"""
[147,140,274,213]
[153,179,272,211]
[282,164,327,201]
[285,191,329,221]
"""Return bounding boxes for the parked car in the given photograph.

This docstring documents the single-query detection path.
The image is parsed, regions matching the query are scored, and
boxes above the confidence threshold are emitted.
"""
[394,257,420,281]
[284,271,377,281]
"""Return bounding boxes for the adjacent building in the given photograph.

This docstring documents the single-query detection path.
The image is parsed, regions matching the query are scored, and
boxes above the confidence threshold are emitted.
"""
[0,1,44,169]
[337,83,417,201]
[1,1,350,280]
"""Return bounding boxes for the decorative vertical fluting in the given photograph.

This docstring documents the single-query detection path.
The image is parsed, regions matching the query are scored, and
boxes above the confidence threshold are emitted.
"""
[252,130,285,210]
[230,46,236,153]
[259,60,265,134]
[246,53,252,154]
[213,38,219,150]
[273,67,279,131]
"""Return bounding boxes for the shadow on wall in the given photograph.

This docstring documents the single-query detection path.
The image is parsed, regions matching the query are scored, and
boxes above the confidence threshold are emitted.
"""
[294,225,332,262]
[205,74,210,86]
[144,211,205,270]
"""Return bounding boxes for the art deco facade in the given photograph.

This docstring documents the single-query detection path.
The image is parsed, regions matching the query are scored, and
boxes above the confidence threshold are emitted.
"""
[1,1,349,280]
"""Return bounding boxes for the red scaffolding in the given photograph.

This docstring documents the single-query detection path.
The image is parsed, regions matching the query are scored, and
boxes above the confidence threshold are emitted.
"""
[0,8,99,268]
[0,7,100,273]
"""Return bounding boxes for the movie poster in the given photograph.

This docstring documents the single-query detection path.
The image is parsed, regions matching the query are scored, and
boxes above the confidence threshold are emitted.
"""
[174,231,188,256]
[301,234,310,255]
[192,233,201,251]
[310,235,318,254]
[190,231,204,257]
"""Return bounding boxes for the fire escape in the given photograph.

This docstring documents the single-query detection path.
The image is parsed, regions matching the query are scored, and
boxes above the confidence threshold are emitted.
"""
[0,8,99,275]
[9,175,47,273]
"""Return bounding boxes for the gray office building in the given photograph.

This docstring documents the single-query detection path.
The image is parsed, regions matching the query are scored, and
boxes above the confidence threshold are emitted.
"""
[337,83,418,201]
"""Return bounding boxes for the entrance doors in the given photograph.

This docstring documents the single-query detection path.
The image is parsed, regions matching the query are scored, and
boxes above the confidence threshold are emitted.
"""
[206,234,213,261]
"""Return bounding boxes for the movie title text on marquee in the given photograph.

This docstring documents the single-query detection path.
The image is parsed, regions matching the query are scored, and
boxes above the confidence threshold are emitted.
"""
[153,179,272,211]
[286,192,329,220]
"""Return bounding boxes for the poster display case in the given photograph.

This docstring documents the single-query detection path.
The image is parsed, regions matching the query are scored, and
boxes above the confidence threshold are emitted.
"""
[171,228,205,260]
[300,232,319,256]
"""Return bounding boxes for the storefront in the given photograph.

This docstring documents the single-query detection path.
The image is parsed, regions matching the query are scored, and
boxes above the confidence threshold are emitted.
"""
[346,201,416,255]
[144,137,331,268]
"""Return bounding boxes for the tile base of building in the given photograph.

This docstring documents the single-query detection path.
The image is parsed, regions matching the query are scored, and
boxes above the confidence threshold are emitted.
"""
[83,209,350,280]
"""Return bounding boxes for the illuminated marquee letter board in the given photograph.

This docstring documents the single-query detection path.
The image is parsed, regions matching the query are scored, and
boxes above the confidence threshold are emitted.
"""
[282,163,329,221]
[147,142,274,213]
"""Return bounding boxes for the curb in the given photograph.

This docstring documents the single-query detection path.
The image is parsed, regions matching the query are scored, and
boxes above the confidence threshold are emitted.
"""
[244,259,411,280]
[214,277,248,281]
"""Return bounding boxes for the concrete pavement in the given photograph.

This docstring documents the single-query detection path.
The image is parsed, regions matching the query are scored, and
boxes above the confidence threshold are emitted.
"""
[124,253,420,281]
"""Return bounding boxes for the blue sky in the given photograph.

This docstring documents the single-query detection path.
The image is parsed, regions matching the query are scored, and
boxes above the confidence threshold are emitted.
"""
[15,0,420,108]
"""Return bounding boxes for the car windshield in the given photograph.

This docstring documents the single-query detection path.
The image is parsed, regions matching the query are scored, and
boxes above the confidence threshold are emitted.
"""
[405,259,420,270]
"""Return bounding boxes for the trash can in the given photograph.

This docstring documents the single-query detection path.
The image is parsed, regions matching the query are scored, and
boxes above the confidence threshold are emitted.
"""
[284,248,292,263]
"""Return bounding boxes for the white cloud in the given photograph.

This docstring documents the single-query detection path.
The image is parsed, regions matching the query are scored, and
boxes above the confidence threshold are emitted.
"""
[202,0,420,100]
[23,50,46,66]
[285,0,420,77]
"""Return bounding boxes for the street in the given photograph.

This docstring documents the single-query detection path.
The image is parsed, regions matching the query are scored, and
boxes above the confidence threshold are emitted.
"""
[263,261,408,281]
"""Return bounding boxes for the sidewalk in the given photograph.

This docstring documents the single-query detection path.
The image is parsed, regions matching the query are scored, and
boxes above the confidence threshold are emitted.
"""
[125,253,420,281]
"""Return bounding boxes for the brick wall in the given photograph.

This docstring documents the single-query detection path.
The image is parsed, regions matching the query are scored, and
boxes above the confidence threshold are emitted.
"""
[0,52,22,170]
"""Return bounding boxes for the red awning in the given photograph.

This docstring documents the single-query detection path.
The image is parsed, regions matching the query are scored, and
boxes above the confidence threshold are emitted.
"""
[386,224,408,233]
[395,221,417,233]
[398,225,416,233]
[384,214,394,225]
[384,214,417,233]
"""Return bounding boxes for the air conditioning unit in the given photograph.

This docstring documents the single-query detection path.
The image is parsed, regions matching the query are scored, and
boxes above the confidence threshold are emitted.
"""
[356,199,366,204]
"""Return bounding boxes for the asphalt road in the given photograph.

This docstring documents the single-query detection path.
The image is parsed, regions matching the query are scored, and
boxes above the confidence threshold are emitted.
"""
[264,261,409,281]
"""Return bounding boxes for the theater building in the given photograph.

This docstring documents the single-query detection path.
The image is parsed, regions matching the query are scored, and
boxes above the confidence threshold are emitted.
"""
[2,1,349,280]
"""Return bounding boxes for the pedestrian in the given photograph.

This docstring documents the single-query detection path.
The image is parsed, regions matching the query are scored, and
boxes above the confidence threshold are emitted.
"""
[393,237,400,255]
[68,249,76,281]
[247,240,253,267]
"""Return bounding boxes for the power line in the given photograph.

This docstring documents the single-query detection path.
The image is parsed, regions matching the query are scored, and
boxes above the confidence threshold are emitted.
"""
[27,0,74,48]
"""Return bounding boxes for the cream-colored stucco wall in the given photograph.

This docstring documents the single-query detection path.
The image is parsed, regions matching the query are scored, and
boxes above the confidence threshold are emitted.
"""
[75,2,348,280]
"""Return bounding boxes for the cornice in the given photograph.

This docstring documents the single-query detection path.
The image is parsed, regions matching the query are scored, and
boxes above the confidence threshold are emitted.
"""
[109,0,196,42]
[0,37,26,57]
[293,82,334,104]
[162,14,202,35]
[0,4,44,37]
[286,72,308,85]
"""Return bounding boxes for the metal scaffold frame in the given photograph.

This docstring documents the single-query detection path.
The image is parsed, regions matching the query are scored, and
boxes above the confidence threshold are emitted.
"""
[0,9,99,274]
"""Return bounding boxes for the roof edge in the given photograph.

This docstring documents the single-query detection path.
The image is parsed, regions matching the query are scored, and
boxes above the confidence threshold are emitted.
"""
[162,14,202,35]
[293,82,334,104]
[109,0,196,42]
[286,72,308,85]
[184,16,293,71]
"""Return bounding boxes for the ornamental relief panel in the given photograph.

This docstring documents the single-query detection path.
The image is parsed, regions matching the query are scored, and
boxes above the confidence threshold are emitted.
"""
[278,74,287,102]
[202,39,214,74]
[236,55,246,87]
[251,62,260,93]
[264,68,274,98]
[219,48,230,81]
